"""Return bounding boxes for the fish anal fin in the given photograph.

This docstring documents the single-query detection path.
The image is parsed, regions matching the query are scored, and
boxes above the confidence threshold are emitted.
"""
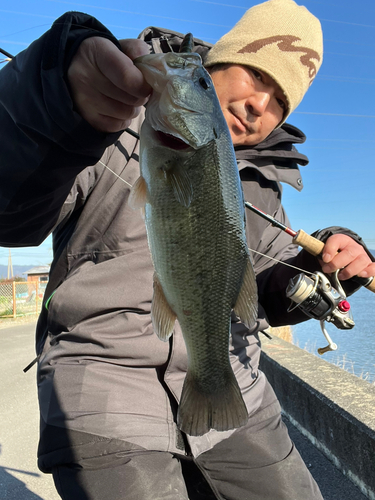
[177,371,248,436]
[233,257,258,329]
[151,274,177,341]
[165,164,193,208]
[128,175,147,210]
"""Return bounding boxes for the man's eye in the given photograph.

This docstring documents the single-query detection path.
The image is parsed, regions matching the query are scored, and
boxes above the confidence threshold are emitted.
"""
[276,98,287,111]
[251,69,262,81]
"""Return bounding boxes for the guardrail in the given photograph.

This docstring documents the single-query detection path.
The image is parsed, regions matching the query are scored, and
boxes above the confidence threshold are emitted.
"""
[259,335,375,500]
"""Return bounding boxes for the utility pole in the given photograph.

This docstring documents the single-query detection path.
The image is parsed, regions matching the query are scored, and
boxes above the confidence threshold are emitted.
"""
[7,249,13,279]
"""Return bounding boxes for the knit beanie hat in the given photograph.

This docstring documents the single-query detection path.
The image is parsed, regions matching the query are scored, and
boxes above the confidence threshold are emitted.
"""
[205,0,323,124]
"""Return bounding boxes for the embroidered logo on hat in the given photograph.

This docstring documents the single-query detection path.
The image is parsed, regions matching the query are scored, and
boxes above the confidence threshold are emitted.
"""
[238,35,321,81]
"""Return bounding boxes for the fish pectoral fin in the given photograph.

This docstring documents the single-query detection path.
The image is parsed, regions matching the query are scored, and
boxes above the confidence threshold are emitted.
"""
[233,257,258,330]
[128,175,147,210]
[165,164,193,208]
[151,274,177,341]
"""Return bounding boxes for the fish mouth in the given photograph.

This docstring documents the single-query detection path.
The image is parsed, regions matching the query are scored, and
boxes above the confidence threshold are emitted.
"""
[156,131,192,150]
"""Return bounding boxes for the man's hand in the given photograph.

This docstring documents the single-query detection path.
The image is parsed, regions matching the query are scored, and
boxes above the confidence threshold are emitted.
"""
[67,37,152,133]
[320,234,375,280]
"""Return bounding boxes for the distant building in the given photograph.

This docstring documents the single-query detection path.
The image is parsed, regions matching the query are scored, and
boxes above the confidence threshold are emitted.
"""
[25,265,50,283]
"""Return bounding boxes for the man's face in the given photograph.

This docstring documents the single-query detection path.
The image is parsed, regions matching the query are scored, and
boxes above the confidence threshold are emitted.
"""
[208,64,287,146]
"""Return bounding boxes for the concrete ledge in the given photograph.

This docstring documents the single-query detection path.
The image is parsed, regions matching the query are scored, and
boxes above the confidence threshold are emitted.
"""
[259,336,375,500]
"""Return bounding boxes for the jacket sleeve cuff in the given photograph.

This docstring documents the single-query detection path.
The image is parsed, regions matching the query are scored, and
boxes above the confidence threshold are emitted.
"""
[40,11,122,153]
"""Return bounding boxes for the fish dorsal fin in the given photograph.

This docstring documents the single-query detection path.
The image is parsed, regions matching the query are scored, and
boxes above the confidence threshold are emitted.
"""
[233,257,258,330]
[151,274,177,341]
[128,175,147,210]
[166,164,193,208]
[179,33,194,53]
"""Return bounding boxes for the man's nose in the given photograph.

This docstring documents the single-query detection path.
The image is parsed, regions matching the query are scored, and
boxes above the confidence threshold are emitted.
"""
[246,91,271,116]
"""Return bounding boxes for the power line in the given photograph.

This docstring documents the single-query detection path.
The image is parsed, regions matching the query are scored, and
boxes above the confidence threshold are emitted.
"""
[324,37,375,49]
[44,0,375,31]
[2,5,375,50]
[317,75,375,85]
[188,0,247,9]
[294,111,375,118]
[324,51,375,59]
[0,9,55,20]
[299,147,375,151]
[188,0,364,12]
[0,40,28,47]
[320,18,375,29]
[43,0,233,27]
[307,138,375,142]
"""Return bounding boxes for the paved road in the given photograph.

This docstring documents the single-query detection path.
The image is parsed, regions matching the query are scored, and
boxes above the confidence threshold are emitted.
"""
[0,321,368,500]
[0,322,59,500]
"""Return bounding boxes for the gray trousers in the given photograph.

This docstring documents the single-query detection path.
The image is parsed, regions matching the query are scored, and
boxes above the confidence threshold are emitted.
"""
[52,382,323,500]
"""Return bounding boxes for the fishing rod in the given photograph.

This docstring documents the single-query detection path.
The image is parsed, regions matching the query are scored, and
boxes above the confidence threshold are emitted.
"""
[244,201,375,354]
[244,201,375,293]
[0,47,14,63]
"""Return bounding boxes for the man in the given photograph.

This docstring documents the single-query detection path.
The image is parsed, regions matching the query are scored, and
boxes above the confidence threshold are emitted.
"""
[0,0,374,498]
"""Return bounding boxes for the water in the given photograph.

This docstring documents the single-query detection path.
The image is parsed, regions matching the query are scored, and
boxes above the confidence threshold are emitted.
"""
[291,287,375,383]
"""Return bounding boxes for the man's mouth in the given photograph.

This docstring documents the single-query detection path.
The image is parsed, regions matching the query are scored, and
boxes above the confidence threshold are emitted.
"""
[232,113,248,132]
[230,110,249,133]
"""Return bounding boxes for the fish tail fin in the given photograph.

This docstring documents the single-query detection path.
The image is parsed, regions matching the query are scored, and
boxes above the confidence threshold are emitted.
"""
[177,371,248,436]
[234,256,258,329]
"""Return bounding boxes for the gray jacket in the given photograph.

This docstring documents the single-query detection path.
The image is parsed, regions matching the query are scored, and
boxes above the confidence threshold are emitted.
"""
[0,12,355,471]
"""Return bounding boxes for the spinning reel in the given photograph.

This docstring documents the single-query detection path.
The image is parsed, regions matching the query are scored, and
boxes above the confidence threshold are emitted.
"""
[286,270,355,355]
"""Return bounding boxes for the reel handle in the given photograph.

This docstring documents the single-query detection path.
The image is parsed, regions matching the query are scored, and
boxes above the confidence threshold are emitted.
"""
[292,230,375,293]
[317,344,338,355]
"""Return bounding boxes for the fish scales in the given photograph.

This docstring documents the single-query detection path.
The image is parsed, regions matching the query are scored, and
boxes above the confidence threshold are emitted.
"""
[131,47,258,436]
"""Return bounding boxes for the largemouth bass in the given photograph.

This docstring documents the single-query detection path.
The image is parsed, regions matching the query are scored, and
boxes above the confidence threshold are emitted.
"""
[130,36,258,436]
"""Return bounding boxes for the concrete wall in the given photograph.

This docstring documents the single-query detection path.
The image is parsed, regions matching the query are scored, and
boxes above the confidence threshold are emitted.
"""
[259,336,375,500]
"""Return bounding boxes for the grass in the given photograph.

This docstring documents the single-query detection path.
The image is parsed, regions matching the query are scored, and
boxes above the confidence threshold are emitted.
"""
[293,336,375,385]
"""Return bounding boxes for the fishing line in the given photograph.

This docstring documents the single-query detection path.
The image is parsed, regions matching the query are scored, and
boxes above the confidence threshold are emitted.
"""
[98,128,139,187]
[0,43,312,280]
[98,156,313,277]
[248,248,313,276]
[98,160,133,188]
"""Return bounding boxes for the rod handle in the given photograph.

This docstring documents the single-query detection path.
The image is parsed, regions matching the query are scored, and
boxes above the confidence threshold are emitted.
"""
[363,277,375,293]
[292,229,375,294]
[292,229,324,256]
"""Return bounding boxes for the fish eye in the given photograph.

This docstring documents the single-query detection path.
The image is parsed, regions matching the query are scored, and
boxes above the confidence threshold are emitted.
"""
[199,77,209,90]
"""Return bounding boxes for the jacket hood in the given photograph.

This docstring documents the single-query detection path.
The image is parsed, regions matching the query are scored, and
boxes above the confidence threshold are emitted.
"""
[235,123,308,166]
[235,124,308,192]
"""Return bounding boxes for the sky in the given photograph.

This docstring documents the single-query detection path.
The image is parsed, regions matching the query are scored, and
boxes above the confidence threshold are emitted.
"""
[1,0,375,266]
